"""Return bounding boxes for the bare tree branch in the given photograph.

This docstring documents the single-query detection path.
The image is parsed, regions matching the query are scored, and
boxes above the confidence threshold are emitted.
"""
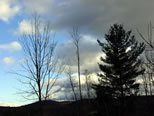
[15,14,63,102]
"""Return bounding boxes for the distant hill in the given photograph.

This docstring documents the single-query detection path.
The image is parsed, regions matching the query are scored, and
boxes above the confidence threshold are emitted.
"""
[20,100,61,108]
[0,99,95,116]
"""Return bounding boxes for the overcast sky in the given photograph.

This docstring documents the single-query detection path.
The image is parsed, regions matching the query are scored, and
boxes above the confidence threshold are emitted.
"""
[0,0,153,106]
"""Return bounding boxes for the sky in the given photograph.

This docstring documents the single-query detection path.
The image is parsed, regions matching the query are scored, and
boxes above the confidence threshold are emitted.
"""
[0,0,154,106]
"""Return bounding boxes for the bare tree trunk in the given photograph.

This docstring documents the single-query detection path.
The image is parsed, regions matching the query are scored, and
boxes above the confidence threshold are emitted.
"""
[143,73,148,96]
[70,27,82,100]
[67,67,77,101]
[77,45,82,100]
[149,73,153,96]
[38,81,42,102]
[84,70,91,99]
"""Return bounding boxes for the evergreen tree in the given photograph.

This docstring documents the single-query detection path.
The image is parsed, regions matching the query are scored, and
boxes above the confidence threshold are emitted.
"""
[95,24,145,99]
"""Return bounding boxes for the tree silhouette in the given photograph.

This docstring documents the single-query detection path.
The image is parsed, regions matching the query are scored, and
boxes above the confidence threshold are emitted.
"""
[70,27,82,100]
[16,14,63,103]
[94,24,145,116]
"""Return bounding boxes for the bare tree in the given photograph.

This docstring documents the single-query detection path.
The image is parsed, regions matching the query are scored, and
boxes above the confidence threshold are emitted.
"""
[140,62,149,96]
[66,66,77,101]
[84,70,91,99]
[138,22,154,96]
[70,27,82,100]
[16,15,62,102]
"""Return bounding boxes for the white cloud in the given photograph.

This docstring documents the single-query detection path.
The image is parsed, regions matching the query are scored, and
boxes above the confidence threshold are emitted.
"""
[18,20,32,34]
[15,19,54,35]
[0,41,22,52]
[3,57,15,65]
[50,73,98,101]
[0,0,19,22]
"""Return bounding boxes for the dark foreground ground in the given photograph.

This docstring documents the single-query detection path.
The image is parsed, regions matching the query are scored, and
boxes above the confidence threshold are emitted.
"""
[0,99,96,116]
[0,96,154,116]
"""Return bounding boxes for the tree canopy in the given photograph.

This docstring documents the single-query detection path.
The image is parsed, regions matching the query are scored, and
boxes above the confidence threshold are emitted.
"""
[95,24,145,99]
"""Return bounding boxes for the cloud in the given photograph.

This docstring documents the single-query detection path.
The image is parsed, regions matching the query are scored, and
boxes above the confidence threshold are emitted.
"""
[22,0,53,14]
[3,57,15,65]
[50,73,98,101]
[0,41,22,52]
[43,0,154,37]
[0,0,19,22]
[17,20,32,34]
[0,101,21,107]
[51,34,103,100]
[15,19,54,35]
[14,0,154,37]
[56,34,102,74]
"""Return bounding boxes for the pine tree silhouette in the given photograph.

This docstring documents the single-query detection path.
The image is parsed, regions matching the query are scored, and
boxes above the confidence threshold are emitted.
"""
[94,24,145,116]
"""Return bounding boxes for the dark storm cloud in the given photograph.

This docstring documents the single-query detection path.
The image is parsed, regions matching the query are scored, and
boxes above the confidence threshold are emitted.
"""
[48,0,154,36]
[21,0,154,36]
